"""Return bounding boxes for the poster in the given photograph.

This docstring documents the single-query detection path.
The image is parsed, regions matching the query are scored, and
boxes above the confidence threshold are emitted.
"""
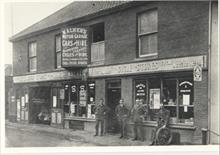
[62,27,88,67]
[21,96,25,107]
[25,94,29,103]
[183,94,190,105]
[79,85,87,107]
[53,96,57,107]
[17,99,21,121]
[60,89,65,100]
[57,113,62,124]
[149,89,160,109]
[51,112,56,123]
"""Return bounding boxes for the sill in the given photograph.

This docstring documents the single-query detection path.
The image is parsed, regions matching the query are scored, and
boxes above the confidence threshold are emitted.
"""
[127,121,196,130]
[64,116,96,122]
[134,53,158,62]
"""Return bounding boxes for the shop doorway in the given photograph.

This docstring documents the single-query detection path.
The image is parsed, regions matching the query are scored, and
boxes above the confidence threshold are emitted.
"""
[29,87,51,125]
[106,80,121,133]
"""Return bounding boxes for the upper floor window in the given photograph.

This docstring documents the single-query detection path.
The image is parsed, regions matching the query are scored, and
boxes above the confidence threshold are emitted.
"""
[55,35,62,68]
[28,42,37,72]
[91,23,105,64]
[138,9,158,57]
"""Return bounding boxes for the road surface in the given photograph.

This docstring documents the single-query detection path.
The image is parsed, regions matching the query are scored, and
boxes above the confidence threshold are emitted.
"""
[5,126,95,147]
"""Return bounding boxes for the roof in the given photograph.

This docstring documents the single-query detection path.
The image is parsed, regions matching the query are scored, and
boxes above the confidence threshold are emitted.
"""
[10,1,131,41]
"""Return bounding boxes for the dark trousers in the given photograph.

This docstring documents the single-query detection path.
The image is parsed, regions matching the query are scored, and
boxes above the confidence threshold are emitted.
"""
[119,119,127,137]
[95,119,104,136]
[134,122,145,141]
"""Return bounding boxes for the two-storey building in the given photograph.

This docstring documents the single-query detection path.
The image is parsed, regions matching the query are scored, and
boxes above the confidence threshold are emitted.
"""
[10,1,218,144]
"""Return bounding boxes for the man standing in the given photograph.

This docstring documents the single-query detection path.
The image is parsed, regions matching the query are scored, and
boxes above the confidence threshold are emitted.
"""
[115,99,129,139]
[94,98,109,136]
[131,99,147,141]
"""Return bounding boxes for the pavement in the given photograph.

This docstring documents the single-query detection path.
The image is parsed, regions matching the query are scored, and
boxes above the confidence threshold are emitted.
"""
[5,121,150,147]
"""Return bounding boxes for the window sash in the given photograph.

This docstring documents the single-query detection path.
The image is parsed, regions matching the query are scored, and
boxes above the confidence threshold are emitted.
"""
[139,33,158,57]
[29,42,37,57]
[55,35,61,52]
[138,9,158,35]
[56,52,62,68]
[29,57,37,72]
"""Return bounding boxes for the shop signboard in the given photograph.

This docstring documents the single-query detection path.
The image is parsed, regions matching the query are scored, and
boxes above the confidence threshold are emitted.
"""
[89,55,206,77]
[62,27,88,67]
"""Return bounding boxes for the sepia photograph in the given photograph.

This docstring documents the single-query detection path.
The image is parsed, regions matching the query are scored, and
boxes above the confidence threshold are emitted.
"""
[0,0,219,154]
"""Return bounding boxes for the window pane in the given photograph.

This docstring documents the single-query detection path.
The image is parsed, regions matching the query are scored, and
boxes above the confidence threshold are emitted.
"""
[92,23,104,43]
[29,42,36,57]
[91,41,105,63]
[29,57,37,71]
[56,35,61,52]
[139,9,158,34]
[140,33,157,56]
[56,52,61,68]
[162,79,177,121]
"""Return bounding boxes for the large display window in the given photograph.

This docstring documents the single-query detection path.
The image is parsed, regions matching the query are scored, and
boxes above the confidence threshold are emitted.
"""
[134,76,194,125]
[63,81,95,119]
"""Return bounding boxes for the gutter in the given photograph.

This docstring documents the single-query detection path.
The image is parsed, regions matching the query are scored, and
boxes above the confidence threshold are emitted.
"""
[207,0,212,144]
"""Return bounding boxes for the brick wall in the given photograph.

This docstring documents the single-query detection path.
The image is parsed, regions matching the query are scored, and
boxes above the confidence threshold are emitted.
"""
[13,29,60,76]
[13,2,209,75]
[193,71,208,143]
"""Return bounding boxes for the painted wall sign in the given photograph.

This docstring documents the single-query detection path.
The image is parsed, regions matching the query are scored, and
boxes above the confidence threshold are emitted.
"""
[13,70,81,83]
[88,55,207,77]
[62,27,88,67]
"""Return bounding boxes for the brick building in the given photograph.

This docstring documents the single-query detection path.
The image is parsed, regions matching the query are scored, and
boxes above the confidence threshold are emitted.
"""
[9,1,218,144]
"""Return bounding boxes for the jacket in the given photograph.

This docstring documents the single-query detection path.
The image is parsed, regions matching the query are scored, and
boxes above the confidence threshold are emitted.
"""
[94,104,110,120]
[115,104,129,120]
[131,104,147,122]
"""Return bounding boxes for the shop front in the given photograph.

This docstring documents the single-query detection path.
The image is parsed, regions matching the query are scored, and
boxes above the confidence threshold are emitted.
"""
[88,55,208,144]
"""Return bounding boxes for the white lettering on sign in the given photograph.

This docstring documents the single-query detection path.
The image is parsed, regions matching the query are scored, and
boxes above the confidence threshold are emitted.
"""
[88,55,206,77]
[13,70,81,83]
[62,27,88,66]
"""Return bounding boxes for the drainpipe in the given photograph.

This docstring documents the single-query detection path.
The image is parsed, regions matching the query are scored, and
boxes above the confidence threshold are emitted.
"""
[207,0,212,145]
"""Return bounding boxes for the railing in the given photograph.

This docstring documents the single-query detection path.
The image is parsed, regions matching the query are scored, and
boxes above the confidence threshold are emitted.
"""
[91,41,105,64]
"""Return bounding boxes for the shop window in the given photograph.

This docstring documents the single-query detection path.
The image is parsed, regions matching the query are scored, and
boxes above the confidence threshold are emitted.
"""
[28,42,37,72]
[52,88,62,108]
[138,9,158,57]
[162,79,177,119]
[55,35,62,68]
[178,79,194,125]
[91,23,105,64]
[63,82,93,118]
[134,77,194,125]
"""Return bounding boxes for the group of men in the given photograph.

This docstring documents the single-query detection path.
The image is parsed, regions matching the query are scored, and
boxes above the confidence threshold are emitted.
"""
[93,98,170,144]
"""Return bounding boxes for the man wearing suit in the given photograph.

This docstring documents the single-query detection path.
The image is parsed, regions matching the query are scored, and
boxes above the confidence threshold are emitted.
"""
[115,99,129,139]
